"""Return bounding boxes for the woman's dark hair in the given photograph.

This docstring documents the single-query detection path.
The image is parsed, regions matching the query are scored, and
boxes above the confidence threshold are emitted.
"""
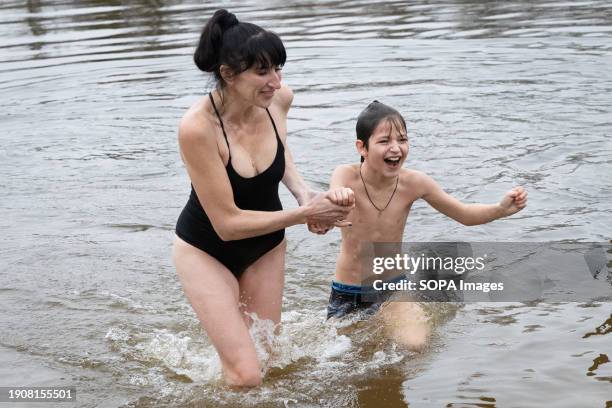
[194,9,286,87]
[356,101,407,162]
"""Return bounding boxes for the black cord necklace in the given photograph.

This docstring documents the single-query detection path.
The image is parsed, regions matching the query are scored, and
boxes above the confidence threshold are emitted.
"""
[359,163,399,213]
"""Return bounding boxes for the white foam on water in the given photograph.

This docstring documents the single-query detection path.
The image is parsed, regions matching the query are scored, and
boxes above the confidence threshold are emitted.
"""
[141,330,222,382]
[104,327,130,342]
[321,335,352,360]
[104,304,450,406]
[271,309,360,366]
[141,330,191,367]
[106,326,222,384]
[246,312,279,374]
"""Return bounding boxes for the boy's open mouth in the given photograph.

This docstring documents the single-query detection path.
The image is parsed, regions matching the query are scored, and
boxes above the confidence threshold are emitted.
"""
[384,157,401,166]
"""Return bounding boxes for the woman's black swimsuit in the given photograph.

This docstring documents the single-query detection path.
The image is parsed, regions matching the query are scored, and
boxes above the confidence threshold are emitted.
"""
[175,93,285,277]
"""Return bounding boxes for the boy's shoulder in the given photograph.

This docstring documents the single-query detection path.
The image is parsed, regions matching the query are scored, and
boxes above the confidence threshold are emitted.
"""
[332,163,360,178]
[399,167,427,181]
[331,165,431,184]
[399,168,434,195]
[330,164,360,188]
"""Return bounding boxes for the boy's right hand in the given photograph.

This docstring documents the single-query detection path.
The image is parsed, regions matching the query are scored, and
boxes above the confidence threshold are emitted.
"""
[326,187,355,227]
[327,187,355,207]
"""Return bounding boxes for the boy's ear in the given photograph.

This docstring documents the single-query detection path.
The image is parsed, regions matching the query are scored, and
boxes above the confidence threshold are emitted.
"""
[356,139,367,160]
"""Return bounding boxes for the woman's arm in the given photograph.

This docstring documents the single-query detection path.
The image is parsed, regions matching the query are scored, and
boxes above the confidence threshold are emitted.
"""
[418,172,527,226]
[271,86,354,231]
[179,113,349,241]
[273,85,313,206]
[274,86,353,212]
[308,165,355,234]
[282,145,315,206]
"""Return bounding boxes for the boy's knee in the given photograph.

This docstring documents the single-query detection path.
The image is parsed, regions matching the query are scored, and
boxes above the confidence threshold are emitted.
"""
[224,362,262,387]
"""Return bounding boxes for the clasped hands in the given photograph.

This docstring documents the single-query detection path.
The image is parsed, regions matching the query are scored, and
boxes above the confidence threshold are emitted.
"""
[305,188,355,235]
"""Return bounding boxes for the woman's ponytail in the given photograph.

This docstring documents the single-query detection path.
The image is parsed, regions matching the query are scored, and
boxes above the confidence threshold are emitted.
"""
[194,9,239,73]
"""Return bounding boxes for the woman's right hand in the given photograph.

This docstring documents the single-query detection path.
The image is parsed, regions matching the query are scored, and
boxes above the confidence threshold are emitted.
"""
[305,188,354,227]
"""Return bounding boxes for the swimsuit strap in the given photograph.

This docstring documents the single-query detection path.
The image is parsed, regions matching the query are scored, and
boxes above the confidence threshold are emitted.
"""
[208,92,231,159]
[209,92,282,161]
[264,107,281,142]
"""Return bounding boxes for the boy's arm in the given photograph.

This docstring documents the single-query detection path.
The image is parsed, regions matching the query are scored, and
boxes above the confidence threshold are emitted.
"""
[329,165,355,207]
[418,172,527,226]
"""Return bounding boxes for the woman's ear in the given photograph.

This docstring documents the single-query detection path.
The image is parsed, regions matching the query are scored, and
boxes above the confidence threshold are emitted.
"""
[356,139,367,160]
[219,65,235,85]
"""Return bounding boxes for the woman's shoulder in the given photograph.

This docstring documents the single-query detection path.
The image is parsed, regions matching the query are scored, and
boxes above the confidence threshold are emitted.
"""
[178,98,217,145]
[272,84,293,113]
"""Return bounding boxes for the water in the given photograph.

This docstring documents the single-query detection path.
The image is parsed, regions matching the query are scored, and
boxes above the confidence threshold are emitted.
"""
[1,0,611,406]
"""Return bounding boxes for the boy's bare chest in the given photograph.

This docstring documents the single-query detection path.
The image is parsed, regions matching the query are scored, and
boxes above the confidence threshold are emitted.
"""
[348,197,410,241]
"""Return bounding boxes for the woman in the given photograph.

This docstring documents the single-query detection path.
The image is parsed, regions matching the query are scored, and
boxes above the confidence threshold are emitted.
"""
[172,9,354,387]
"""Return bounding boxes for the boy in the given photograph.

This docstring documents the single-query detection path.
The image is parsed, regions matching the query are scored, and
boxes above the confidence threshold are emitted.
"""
[312,101,528,346]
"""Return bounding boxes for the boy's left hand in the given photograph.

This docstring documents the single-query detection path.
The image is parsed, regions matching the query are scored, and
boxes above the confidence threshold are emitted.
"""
[499,186,528,216]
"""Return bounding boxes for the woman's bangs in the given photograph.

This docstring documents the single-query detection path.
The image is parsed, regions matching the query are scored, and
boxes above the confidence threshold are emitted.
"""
[244,31,286,70]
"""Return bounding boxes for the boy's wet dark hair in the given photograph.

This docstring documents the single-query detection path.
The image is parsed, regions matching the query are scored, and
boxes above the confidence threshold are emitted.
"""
[194,9,286,88]
[356,100,407,162]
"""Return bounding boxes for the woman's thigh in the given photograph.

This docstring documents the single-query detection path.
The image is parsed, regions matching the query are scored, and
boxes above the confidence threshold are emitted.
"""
[239,239,286,326]
[172,236,260,374]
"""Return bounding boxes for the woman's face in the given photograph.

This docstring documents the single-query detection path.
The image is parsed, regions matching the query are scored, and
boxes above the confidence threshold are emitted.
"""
[359,118,409,177]
[229,63,282,108]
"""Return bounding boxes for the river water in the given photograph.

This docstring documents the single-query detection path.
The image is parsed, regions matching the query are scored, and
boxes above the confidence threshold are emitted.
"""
[1,1,611,407]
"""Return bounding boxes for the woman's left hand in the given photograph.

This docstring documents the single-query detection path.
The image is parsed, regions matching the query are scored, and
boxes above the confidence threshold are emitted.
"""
[499,186,528,216]
[309,187,354,222]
